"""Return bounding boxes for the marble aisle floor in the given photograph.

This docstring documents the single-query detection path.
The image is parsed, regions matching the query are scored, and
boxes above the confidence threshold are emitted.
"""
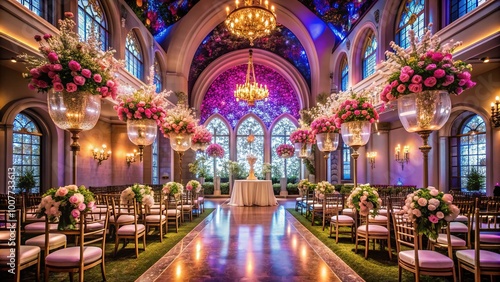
[138,199,362,282]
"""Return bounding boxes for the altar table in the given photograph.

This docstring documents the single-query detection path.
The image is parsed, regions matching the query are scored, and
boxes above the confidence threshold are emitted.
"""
[228,180,277,206]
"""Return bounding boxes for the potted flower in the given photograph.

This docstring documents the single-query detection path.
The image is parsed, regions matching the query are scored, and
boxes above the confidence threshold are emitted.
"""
[276,144,295,158]
[402,186,459,239]
[191,126,212,151]
[162,181,184,195]
[186,180,202,193]
[290,128,315,158]
[161,103,197,151]
[120,184,155,207]
[346,184,382,217]
[36,185,95,230]
[311,115,339,153]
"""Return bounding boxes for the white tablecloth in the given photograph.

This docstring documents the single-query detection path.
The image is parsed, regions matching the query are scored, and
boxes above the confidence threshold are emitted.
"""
[228,180,277,206]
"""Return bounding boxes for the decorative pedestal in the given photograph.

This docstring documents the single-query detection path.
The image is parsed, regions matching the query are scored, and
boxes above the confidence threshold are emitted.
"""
[213,176,221,196]
[280,177,288,197]
[246,155,257,180]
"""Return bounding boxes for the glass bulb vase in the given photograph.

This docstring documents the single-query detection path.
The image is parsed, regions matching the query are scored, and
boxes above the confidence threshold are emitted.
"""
[316,132,339,159]
[127,119,158,162]
[169,133,192,185]
[294,142,312,159]
[341,121,372,187]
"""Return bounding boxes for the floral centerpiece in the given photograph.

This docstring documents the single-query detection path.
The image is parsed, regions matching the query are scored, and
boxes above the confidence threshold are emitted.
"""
[334,91,379,128]
[191,126,213,150]
[315,181,335,198]
[298,179,311,194]
[402,186,459,240]
[346,184,382,217]
[310,115,338,134]
[206,143,225,158]
[276,144,295,158]
[162,181,184,195]
[379,23,475,103]
[36,185,95,230]
[120,184,154,207]
[289,129,315,144]
[19,12,122,98]
[161,103,197,136]
[186,180,202,193]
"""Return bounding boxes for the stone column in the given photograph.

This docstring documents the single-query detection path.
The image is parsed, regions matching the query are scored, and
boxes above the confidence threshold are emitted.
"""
[214,176,221,196]
[280,177,288,197]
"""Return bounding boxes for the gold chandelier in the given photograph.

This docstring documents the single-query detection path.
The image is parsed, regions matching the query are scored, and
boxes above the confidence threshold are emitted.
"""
[234,49,269,106]
[225,0,277,46]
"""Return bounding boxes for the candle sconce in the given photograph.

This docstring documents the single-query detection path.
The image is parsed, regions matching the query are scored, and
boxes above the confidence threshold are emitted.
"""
[92,144,111,165]
[491,96,500,128]
[366,151,377,169]
[395,144,409,170]
[126,150,137,167]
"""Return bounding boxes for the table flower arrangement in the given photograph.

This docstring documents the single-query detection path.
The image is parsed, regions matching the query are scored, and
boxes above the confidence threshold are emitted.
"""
[19,12,122,98]
[162,181,184,195]
[346,184,382,217]
[191,126,213,148]
[289,129,315,144]
[315,181,335,198]
[310,115,338,135]
[334,91,379,128]
[206,143,225,158]
[161,103,197,136]
[120,184,154,207]
[36,185,95,230]
[379,23,475,103]
[186,180,202,193]
[402,186,459,240]
[276,144,295,158]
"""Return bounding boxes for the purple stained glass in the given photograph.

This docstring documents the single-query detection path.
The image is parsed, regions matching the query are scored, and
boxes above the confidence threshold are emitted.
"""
[200,64,300,129]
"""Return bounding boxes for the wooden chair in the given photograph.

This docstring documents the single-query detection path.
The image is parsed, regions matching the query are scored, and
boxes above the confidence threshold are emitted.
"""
[355,212,392,259]
[44,208,108,282]
[25,214,67,259]
[329,193,355,243]
[456,208,500,282]
[108,194,135,238]
[144,192,167,242]
[0,209,41,282]
[179,191,194,222]
[114,199,146,258]
[166,193,182,233]
[392,212,456,282]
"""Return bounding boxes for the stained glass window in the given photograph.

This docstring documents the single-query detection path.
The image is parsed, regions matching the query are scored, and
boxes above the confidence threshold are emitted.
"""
[125,31,144,80]
[13,113,41,193]
[153,56,162,93]
[340,55,349,92]
[236,117,264,176]
[395,0,425,49]
[205,117,230,178]
[342,143,352,180]
[18,0,42,16]
[449,0,487,23]
[362,33,377,79]
[78,0,108,50]
[152,137,159,184]
[458,115,486,191]
[270,117,300,181]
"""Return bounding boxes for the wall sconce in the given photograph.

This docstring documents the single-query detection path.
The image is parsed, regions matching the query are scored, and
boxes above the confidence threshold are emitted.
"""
[92,144,111,165]
[491,96,500,128]
[126,150,137,166]
[366,151,377,169]
[395,144,409,170]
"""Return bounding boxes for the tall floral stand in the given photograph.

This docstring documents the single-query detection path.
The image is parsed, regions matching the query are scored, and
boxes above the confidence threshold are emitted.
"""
[246,154,257,180]
[341,121,371,187]
[279,154,292,197]
[397,90,451,187]
[127,119,158,162]
[316,132,339,181]
[169,133,192,185]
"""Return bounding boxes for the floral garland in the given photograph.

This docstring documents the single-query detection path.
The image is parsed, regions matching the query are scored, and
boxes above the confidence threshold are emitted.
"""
[161,103,197,136]
[276,144,295,158]
[36,185,95,230]
[206,143,225,158]
[120,184,155,207]
[346,184,382,217]
[310,115,338,135]
[402,186,459,240]
[333,91,379,128]
[191,126,212,144]
[186,180,202,193]
[19,12,122,98]
[379,24,475,103]
[289,129,315,144]
[162,181,184,195]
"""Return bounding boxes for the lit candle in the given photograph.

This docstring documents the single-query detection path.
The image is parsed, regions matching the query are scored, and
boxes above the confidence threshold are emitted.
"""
[395,144,400,160]
[226,6,229,15]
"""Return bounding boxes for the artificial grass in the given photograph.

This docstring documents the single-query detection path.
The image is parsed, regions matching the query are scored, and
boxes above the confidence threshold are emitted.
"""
[21,209,214,282]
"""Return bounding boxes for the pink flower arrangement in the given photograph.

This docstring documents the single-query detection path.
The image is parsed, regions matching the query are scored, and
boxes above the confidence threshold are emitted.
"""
[206,143,225,158]
[334,93,379,128]
[162,181,183,195]
[19,12,122,98]
[310,115,338,134]
[161,103,197,136]
[276,144,295,158]
[120,184,154,207]
[379,24,475,103]
[191,126,213,144]
[346,184,382,217]
[402,186,459,240]
[289,129,315,144]
[186,180,202,193]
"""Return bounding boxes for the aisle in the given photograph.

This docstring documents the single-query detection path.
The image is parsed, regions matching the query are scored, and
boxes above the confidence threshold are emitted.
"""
[138,199,359,281]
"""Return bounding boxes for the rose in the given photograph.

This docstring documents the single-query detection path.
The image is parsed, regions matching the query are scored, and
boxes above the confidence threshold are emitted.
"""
[424,77,437,87]
[68,60,81,71]
[47,52,58,63]
[53,82,64,92]
[78,203,86,211]
[69,195,79,204]
[71,209,80,218]
[411,75,423,84]
[412,209,422,217]
[66,82,77,92]
[434,69,446,78]
[436,211,444,219]
[428,214,439,224]
[81,69,92,78]
[417,198,427,206]
[55,187,68,197]
[442,194,453,203]
[73,76,86,86]
[93,74,102,83]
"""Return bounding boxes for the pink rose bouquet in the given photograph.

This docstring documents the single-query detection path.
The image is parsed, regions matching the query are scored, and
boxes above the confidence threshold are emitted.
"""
[19,12,122,98]
[334,93,379,128]
[161,103,197,136]
[120,184,154,207]
[402,186,459,240]
[289,129,315,144]
[162,181,184,195]
[310,115,338,134]
[347,184,382,217]
[186,180,202,193]
[379,23,475,103]
[191,126,213,145]
[276,144,295,158]
[36,185,95,230]
[206,143,225,158]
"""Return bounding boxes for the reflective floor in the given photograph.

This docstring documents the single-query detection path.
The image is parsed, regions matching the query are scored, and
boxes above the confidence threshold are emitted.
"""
[138,199,359,282]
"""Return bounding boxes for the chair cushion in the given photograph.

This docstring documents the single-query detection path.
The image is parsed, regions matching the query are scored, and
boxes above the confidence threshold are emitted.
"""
[167,209,181,216]
[0,245,40,265]
[449,222,468,233]
[24,222,58,232]
[357,224,389,235]
[86,222,105,231]
[369,215,388,223]
[0,230,10,241]
[311,204,323,210]
[295,197,303,201]
[109,215,135,224]
[25,213,44,222]
[25,233,67,248]
[198,197,204,202]
[117,224,145,235]
[45,246,102,267]
[479,232,500,244]
[453,215,468,222]
[331,215,354,223]
[456,249,500,268]
[378,209,388,216]
[342,208,355,216]
[145,215,166,222]
[399,250,454,268]
[431,234,467,247]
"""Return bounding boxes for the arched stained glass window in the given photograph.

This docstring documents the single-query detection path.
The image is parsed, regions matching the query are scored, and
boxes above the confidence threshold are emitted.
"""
[78,0,108,50]
[340,55,349,92]
[205,117,230,178]
[18,0,42,16]
[153,56,162,93]
[395,0,425,50]
[362,33,377,79]
[13,113,42,193]
[270,117,299,181]
[125,31,144,80]
[236,117,264,175]
[449,0,487,23]
[342,142,352,180]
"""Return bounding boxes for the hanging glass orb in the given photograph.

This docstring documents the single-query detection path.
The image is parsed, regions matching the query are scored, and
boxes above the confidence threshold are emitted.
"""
[47,91,101,131]
[191,142,209,152]
[341,121,371,147]
[127,119,158,147]
[169,133,192,152]
[316,132,339,152]
[294,142,312,158]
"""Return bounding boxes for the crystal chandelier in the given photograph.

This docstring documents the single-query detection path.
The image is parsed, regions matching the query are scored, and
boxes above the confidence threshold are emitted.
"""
[234,49,269,106]
[225,0,277,46]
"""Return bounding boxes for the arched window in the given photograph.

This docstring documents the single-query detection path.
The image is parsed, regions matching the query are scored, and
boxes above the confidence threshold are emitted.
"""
[205,117,230,178]
[271,117,299,181]
[18,0,42,16]
[339,55,349,92]
[125,31,144,80]
[362,33,377,79]
[341,142,352,181]
[78,0,109,50]
[395,0,425,49]
[151,137,159,184]
[153,57,162,93]
[449,113,486,192]
[236,117,264,176]
[13,113,42,193]
[449,0,487,23]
